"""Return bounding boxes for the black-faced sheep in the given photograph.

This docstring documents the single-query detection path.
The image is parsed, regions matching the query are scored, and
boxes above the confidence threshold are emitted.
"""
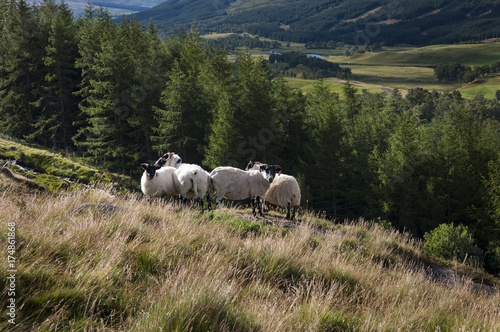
[210,164,281,216]
[140,163,179,197]
[245,161,301,220]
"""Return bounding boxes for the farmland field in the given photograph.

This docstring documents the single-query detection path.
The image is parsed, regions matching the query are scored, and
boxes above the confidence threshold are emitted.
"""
[240,41,500,98]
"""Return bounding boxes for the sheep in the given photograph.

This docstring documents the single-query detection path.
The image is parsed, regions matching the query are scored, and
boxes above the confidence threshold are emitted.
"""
[210,164,281,216]
[160,152,211,211]
[245,161,301,220]
[140,163,179,198]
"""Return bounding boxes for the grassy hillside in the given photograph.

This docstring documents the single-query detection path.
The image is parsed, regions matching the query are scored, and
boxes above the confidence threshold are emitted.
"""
[1,140,499,330]
[326,44,500,67]
[132,0,500,45]
[0,136,137,192]
[65,0,164,16]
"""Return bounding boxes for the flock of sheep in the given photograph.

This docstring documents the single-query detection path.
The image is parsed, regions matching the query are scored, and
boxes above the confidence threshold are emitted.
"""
[140,153,301,220]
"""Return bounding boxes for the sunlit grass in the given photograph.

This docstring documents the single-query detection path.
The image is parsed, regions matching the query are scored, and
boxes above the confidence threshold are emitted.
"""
[0,179,498,331]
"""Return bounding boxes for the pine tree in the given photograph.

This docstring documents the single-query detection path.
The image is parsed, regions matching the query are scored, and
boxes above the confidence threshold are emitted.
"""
[0,0,45,137]
[307,80,345,218]
[153,27,211,165]
[204,89,240,168]
[31,0,79,150]
[120,17,166,164]
[231,52,276,164]
[73,6,137,172]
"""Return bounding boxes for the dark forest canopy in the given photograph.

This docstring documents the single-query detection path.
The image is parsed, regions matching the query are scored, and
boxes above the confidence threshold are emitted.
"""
[1,0,500,273]
[132,0,500,46]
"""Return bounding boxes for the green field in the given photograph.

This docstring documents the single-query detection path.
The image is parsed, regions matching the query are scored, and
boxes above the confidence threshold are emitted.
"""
[459,75,500,99]
[326,44,500,67]
[206,34,500,98]
[286,77,386,95]
[276,44,500,98]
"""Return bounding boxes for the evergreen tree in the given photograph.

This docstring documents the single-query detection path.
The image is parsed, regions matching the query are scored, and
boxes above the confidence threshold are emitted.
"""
[231,52,276,165]
[73,6,137,172]
[153,27,211,165]
[377,112,433,234]
[31,0,79,150]
[204,89,240,168]
[342,81,360,125]
[120,17,167,163]
[0,0,45,136]
[270,75,308,173]
[307,80,345,218]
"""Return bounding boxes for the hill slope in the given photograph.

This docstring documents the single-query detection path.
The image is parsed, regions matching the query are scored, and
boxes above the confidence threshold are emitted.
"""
[0,140,499,330]
[65,0,165,16]
[132,0,500,45]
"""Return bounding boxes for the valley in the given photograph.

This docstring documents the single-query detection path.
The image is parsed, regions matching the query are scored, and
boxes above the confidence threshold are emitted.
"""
[208,34,500,98]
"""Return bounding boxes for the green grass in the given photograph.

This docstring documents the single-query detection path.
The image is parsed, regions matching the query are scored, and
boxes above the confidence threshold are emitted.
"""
[327,44,500,67]
[348,65,463,92]
[0,135,136,192]
[286,77,388,95]
[459,75,500,99]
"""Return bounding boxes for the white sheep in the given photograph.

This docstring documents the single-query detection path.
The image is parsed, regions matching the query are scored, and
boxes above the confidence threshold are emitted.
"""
[140,163,179,197]
[245,161,301,220]
[161,152,211,211]
[210,164,281,216]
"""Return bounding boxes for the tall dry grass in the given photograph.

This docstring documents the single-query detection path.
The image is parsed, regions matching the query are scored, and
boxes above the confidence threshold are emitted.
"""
[0,181,498,331]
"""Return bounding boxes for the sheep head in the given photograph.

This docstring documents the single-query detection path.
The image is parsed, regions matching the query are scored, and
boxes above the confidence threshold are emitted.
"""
[162,152,182,168]
[245,161,265,171]
[260,164,281,183]
[141,163,161,180]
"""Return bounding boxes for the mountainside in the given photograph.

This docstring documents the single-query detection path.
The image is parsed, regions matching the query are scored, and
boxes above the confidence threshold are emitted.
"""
[132,0,500,45]
[0,138,498,330]
[65,0,164,16]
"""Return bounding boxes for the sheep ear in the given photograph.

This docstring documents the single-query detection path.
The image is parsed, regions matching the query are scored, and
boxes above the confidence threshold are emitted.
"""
[161,153,169,160]
[260,165,266,172]
[276,165,282,175]
[141,163,148,170]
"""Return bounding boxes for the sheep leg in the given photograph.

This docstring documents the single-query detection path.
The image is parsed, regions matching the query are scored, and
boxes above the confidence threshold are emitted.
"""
[199,197,204,213]
[252,197,257,216]
[286,202,291,220]
[291,205,296,220]
[256,196,263,216]
[206,192,211,211]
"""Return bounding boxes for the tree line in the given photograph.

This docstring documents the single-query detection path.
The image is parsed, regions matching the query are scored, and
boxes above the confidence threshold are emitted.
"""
[1,1,500,273]
[268,51,352,79]
[205,34,282,51]
[434,61,500,83]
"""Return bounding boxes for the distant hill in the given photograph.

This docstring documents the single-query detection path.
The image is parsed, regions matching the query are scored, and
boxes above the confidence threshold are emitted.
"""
[132,0,500,45]
[65,0,164,16]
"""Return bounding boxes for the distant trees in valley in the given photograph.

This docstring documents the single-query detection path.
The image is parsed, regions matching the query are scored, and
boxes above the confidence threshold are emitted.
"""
[206,34,282,51]
[434,61,500,83]
[268,51,351,79]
